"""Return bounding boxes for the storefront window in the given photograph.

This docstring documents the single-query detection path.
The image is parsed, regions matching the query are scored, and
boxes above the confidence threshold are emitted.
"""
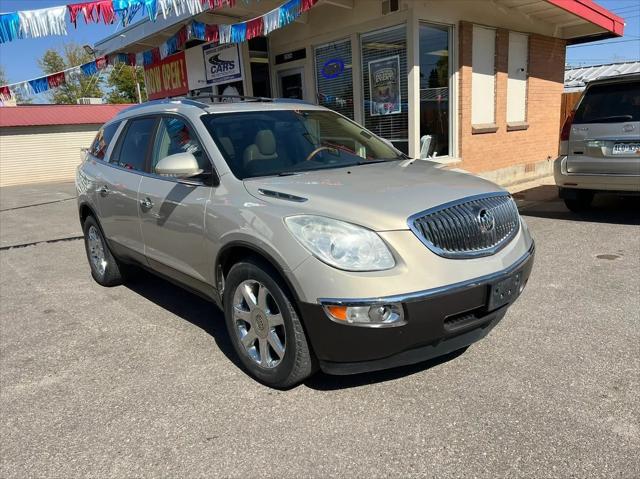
[361,26,408,154]
[419,23,450,158]
[315,39,354,119]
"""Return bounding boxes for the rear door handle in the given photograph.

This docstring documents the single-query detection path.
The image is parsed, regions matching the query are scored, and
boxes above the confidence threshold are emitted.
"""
[139,197,154,210]
[97,185,109,196]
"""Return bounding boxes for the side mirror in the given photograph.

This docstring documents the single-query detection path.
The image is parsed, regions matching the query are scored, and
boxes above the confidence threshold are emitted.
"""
[155,152,203,179]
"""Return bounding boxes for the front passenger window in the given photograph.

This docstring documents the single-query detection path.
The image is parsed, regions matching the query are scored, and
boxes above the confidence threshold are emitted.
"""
[111,117,157,171]
[151,117,209,174]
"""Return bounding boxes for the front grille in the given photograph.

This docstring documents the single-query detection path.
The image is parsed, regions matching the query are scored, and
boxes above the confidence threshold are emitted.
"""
[409,193,520,258]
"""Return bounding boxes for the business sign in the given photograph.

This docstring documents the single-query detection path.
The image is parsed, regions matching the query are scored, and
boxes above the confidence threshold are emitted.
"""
[368,55,401,116]
[203,44,243,86]
[143,51,188,100]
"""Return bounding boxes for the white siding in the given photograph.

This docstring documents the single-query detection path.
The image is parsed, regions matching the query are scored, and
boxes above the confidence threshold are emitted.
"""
[0,124,99,187]
[471,25,496,125]
[507,32,529,124]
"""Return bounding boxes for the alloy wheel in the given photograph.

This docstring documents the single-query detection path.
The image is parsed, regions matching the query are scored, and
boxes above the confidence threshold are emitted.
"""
[232,280,286,369]
[87,225,107,277]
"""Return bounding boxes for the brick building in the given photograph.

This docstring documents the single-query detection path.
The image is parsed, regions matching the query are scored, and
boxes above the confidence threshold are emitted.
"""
[94,0,623,185]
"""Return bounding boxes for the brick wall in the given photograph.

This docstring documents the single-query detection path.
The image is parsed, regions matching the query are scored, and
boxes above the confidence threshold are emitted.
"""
[458,21,566,173]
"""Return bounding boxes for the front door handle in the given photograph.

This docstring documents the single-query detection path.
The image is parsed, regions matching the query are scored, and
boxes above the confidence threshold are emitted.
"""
[139,197,154,210]
[97,185,109,196]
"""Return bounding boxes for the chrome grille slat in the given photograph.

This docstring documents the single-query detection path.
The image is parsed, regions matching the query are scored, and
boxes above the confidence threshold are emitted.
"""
[409,193,520,259]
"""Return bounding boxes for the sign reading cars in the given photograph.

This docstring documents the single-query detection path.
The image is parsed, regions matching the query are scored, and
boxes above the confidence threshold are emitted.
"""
[203,44,243,86]
[143,51,189,100]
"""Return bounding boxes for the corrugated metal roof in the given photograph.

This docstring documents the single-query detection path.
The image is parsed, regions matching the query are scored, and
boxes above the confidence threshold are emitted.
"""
[0,104,133,128]
[564,61,640,92]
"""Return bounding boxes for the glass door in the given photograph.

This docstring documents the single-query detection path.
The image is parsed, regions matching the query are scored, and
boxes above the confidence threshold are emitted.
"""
[278,68,305,99]
[419,23,451,158]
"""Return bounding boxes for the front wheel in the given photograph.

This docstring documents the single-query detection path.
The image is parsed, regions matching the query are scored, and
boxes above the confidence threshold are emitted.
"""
[223,259,316,388]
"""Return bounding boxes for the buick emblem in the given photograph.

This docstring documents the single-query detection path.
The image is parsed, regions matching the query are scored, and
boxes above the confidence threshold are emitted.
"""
[477,208,495,233]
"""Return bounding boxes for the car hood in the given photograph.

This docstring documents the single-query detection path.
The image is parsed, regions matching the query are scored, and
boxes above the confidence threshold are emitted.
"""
[243,159,505,231]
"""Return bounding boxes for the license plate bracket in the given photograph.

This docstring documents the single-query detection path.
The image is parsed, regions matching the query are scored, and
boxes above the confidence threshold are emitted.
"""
[488,270,524,311]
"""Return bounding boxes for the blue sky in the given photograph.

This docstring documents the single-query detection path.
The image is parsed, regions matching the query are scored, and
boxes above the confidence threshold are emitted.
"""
[0,0,639,86]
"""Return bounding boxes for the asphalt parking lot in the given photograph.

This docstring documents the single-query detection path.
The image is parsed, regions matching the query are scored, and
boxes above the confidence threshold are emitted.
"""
[1,181,638,478]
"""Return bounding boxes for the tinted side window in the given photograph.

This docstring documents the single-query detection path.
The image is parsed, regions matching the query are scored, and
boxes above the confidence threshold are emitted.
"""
[574,81,640,123]
[89,121,121,160]
[151,117,210,173]
[111,117,157,171]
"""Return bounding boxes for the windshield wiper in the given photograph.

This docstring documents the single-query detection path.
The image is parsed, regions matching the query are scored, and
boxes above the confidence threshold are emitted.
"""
[278,171,303,176]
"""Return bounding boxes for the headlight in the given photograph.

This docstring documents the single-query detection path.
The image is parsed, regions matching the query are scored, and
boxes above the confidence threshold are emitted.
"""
[284,215,395,271]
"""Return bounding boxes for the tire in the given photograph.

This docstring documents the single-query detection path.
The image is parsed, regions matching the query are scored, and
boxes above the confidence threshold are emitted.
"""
[224,259,316,388]
[82,216,124,287]
[564,190,594,212]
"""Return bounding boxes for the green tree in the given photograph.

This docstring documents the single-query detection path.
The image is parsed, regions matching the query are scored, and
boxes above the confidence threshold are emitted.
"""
[38,43,103,104]
[0,66,31,104]
[106,63,146,104]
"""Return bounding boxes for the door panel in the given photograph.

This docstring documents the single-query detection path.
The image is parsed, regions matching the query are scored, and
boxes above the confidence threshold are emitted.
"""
[139,115,213,283]
[138,178,212,283]
[96,168,145,259]
[97,116,157,260]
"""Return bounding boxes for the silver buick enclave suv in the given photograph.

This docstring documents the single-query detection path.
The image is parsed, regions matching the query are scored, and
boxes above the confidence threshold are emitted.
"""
[77,96,535,388]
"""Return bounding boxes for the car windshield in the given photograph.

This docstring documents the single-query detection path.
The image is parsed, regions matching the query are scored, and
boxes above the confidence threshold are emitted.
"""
[200,109,405,179]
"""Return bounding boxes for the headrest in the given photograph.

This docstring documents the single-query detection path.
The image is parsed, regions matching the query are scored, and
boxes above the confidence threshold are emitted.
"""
[255,130,276,156]
[218,136,235,158]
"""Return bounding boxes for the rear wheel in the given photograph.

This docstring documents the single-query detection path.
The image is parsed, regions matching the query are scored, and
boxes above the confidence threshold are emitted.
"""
[224,259,316,388]
[563,190,594,212]
[82,216,124,287]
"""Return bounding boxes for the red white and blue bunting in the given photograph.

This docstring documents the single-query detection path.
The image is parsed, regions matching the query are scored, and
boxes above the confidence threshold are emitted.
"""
[0,0,238,44]
[0,0,319,101]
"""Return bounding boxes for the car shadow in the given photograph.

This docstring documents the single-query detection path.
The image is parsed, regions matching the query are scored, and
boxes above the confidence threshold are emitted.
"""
[123,270,242,370]
[515,186,640,226]
[303,348,467,391]
[122,269,469,390]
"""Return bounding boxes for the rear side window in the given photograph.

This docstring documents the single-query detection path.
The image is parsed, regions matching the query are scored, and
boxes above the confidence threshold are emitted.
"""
[574,81,640,124]
[111,117,157,171]
[89,121,121,160]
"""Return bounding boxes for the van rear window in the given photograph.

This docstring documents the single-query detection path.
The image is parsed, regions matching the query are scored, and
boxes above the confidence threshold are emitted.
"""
[573,81,640,124]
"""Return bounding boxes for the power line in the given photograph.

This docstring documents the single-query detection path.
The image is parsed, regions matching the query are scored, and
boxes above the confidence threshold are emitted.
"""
[568,38,640,48]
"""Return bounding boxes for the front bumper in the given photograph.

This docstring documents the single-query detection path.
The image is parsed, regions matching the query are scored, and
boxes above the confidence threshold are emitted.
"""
[298,243,535,375]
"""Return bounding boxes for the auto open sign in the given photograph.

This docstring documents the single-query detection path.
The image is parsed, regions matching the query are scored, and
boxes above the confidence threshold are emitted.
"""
[143,52,189,100]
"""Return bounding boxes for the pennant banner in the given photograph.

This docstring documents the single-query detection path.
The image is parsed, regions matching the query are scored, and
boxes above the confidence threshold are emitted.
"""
[0,0,321,101]
[0,0,239,44]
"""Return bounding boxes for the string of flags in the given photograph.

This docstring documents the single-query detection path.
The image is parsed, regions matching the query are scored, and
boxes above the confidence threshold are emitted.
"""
[0,0,319,101]
[0,0,239,44]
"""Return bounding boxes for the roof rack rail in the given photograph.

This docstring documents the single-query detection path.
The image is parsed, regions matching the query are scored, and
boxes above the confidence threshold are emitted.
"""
[184,93,275,103]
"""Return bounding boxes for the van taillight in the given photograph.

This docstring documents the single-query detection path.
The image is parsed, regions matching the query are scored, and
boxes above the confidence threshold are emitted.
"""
[560,110,575,141]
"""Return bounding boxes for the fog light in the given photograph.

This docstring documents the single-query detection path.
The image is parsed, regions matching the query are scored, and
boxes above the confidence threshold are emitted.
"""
[323,303,405,327]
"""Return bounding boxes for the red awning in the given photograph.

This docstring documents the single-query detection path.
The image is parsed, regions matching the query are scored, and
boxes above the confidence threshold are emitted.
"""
[545,0,624,39]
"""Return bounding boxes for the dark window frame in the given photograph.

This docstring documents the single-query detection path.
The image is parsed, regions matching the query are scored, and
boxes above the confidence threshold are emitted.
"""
[110,115,159,173]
